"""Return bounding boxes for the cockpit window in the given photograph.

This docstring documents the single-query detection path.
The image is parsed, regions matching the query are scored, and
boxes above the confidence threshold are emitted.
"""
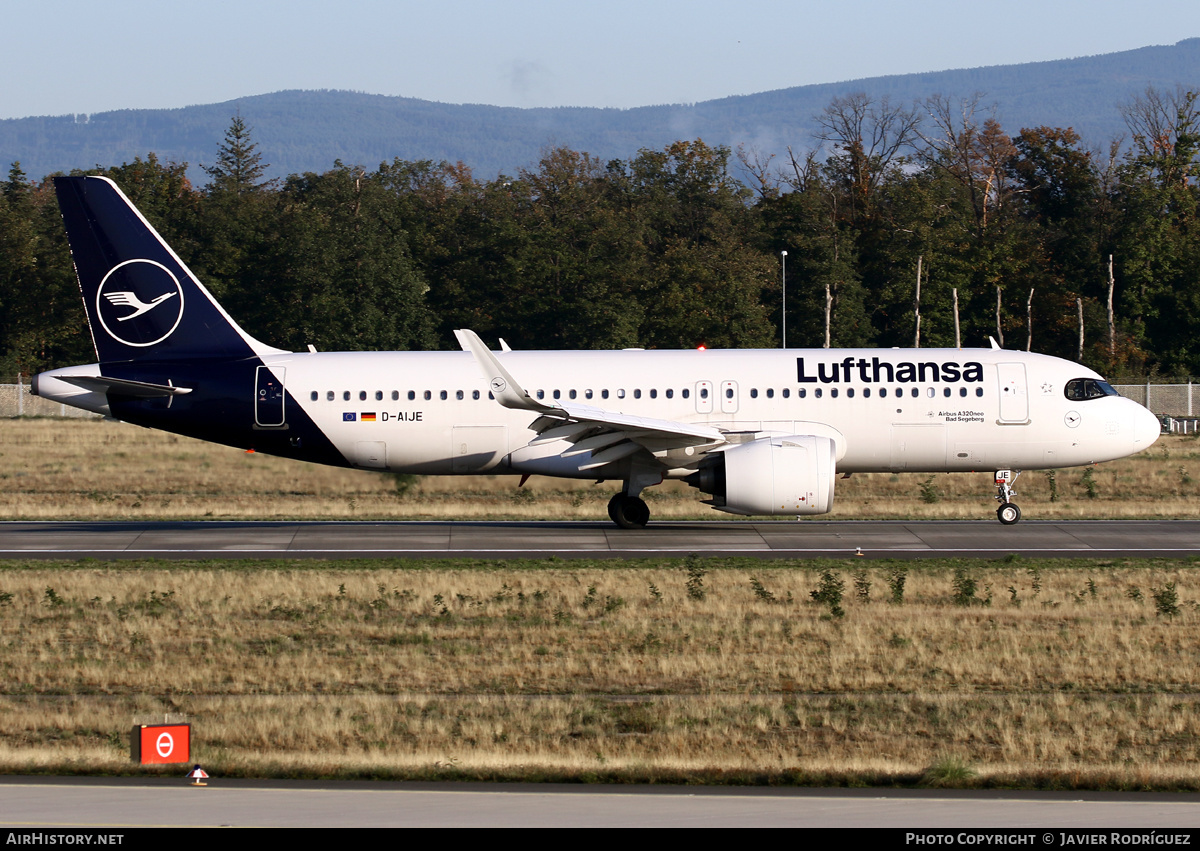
[1065,378,1119,401]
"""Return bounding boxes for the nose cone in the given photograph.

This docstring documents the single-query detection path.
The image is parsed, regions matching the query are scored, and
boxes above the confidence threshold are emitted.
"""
[1131,403,1162,452]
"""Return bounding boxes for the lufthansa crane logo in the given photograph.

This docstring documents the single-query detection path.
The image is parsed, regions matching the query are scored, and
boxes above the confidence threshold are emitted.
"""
[96,259,185,347]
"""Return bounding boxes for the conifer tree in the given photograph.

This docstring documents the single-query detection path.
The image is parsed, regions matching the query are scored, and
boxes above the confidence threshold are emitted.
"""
[204,114,270,194]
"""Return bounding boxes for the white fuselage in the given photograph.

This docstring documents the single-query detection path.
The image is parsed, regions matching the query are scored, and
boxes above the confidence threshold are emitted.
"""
[253,346,1159,477]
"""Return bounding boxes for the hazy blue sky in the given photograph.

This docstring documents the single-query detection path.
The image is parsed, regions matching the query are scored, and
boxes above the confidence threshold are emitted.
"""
[4,0,1199,120]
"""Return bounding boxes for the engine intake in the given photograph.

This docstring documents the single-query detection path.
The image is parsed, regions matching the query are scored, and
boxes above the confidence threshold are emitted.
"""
[686,435,836,516]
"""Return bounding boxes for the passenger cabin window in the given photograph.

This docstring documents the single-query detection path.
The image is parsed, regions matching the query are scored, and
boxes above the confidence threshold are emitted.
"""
[392,391,399,401]
[665,389,673,399]
[408,391,416,401]
[310,391,318,401]
[473,390,480,400]
[750,388,758,399]
[344,391,351,401]
[634,389,642,399]
[766,388,774,399]
[327,391,335,401]
[456,390,464,400]
[782,388,789,398]
[440,390,448,400]
[1065,378,1119,401]
[424,391,432,400]
[360,391,367,401]
[375,391,383,401]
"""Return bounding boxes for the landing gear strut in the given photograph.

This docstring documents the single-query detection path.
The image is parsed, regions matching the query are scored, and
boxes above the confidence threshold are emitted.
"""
[606,459,661,529]
[608,493,650,529]
[994,470,1022,525]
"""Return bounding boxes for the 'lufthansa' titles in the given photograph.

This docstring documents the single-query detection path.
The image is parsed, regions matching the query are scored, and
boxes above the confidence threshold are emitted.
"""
[796,357,984,384]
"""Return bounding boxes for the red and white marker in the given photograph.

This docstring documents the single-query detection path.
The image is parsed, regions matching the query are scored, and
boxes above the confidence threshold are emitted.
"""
[188,765,209,787]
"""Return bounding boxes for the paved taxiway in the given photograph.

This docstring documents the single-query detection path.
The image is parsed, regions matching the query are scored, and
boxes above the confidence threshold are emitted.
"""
[5,778,1200,827]
[0,519,1196,559]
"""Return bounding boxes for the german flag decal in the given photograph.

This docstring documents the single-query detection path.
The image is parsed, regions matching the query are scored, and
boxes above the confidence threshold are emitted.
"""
[361,412,377,422]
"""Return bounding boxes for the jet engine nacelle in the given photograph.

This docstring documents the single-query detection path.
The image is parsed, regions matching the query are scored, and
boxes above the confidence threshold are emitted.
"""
[687,435,836,516]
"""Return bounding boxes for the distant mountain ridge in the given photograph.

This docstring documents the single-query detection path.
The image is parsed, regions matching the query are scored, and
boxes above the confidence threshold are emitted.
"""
[3,38,1199,183]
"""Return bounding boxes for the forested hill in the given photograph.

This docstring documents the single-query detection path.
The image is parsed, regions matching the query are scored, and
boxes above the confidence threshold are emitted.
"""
[3,38,1200,182]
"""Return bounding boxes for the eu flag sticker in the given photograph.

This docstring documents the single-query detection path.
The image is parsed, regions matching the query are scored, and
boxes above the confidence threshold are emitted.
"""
[343,412,357,422]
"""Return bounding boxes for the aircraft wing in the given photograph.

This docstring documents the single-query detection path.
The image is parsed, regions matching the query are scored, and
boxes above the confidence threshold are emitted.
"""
[455,330,723,469]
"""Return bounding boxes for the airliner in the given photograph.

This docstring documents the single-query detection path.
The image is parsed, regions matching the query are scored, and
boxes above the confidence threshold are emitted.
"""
[33,176,1161,528]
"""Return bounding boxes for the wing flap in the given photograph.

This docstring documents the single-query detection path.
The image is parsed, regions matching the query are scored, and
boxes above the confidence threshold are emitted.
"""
[577,441,642,471]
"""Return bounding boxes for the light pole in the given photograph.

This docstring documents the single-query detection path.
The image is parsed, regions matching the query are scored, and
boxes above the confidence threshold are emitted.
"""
[780,250,788,349]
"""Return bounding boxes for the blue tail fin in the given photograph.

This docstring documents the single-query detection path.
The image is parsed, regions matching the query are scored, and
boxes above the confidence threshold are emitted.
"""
[55,176,284,363]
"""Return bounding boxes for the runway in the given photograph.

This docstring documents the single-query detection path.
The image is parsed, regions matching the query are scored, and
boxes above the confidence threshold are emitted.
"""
[4,777,1200,828]
[0,518,1196,559]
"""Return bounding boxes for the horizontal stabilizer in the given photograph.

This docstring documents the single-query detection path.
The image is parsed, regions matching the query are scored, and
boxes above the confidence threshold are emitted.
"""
[57,375,193,398]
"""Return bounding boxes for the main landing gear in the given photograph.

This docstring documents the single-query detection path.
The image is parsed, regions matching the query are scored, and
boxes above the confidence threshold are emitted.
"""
[994,470,1022,525]
[608,493,650,529]
[607,462,661,529]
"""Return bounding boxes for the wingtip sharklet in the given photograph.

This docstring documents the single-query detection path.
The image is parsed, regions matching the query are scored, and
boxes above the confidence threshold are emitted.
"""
[454,329,549,412]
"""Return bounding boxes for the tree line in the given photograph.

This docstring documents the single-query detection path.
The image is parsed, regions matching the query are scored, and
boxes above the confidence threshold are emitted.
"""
[1,90,1198,379]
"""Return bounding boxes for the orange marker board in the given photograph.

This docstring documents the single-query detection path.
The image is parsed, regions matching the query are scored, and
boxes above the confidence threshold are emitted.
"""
[131,723,190,764]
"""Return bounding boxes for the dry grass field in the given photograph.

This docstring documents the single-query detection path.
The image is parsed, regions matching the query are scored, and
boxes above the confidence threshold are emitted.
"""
[2,418,1200,787]
[1,558,1200,787]
[0,417,1197,521]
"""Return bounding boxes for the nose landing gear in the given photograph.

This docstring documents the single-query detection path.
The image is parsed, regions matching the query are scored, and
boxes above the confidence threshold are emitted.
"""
[994,470,1022,525]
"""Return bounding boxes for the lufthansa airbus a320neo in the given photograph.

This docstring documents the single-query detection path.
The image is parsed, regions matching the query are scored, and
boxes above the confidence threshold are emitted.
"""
[33,176,1161,527]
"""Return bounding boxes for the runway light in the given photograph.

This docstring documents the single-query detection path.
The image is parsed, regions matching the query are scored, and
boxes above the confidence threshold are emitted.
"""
[696,344,706,351]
